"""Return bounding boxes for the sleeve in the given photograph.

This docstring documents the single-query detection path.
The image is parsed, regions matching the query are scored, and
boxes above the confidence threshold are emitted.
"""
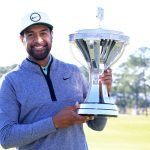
[86,116,107,131]
[0,76,56,149]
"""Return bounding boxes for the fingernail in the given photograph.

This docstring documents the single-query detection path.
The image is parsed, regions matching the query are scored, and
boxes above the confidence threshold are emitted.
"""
[86,116,89,120]
[91,116,95,120]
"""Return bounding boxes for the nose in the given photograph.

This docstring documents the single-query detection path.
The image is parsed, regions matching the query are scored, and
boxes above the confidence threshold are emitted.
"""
[34,34,43,43]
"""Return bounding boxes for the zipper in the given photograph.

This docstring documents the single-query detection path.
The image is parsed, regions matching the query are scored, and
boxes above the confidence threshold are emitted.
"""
[41,57,57,101]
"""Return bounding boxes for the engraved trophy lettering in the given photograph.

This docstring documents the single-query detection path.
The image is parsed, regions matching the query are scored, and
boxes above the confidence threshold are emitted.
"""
[69,7,129,117]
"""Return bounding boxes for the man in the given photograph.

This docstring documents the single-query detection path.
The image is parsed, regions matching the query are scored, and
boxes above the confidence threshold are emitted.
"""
[0,11,112,150]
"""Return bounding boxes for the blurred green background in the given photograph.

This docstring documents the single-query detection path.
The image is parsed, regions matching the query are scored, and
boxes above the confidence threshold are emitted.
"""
[85,115,150,150]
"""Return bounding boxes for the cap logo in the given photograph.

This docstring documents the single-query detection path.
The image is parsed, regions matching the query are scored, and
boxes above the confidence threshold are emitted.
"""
[30,12,41,22]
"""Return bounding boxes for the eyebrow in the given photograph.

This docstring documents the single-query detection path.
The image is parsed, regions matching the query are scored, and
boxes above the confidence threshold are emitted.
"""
[25,28,49,34]
[40,29,50,32]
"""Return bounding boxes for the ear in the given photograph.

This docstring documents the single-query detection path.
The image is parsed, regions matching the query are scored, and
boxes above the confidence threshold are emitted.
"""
[19,35,24,43]
[50,31,53,39]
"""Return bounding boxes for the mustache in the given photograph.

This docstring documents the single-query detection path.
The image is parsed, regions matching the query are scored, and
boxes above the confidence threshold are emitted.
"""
[31,43,48,47]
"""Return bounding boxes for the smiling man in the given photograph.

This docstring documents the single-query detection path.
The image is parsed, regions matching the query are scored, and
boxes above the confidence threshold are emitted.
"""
[0,11,112,150]
[21,24,53,66]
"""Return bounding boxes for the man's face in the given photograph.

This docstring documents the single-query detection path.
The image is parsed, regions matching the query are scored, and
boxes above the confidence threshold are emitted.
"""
[20,24,53,61]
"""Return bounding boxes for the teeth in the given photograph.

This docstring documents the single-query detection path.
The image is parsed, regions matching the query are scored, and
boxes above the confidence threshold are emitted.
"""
[34,46,43,49]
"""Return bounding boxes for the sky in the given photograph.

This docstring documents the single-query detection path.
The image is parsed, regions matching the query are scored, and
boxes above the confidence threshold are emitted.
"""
[0,0,150,68]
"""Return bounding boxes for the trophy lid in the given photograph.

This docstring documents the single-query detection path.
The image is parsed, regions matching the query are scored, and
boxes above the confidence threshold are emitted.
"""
[69,28,129,44]
[69,7,129,44]
[68,7,130,70]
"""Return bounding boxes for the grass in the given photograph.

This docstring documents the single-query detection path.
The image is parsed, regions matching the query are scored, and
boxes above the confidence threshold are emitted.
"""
[1,115,150,150]
[84,115,150,150]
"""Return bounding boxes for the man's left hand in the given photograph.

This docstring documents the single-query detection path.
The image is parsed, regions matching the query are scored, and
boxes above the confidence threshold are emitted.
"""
[99,68,112,93]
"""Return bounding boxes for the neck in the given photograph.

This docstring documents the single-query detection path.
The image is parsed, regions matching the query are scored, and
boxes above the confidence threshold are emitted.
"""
[28,55,51,67]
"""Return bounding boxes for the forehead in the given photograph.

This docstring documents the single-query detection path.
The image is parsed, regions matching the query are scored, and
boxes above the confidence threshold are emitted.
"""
[25,24,49,33]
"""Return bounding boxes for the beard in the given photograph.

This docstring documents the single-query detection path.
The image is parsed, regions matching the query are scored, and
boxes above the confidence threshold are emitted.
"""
[27,44,51,61]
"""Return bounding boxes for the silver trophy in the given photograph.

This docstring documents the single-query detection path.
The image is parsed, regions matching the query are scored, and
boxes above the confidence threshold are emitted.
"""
[69,8,129,117]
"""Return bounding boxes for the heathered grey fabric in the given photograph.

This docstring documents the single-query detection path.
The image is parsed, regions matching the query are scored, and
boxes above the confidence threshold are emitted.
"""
[0,57,107,150]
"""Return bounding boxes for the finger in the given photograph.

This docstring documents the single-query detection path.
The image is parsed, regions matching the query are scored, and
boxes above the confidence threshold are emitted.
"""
[104,72,112,78]
[104,69,112,75]
[100,77,112,84]
[100,73,112,80]
[89,116,95,120]
[105,68,112,72]
[84,116,95,122]
[86,116,95,121]
[65,105,77,111]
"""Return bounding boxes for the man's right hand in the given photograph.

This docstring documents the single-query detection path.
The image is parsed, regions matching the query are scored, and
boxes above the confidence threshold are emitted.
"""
[53,105,94,128]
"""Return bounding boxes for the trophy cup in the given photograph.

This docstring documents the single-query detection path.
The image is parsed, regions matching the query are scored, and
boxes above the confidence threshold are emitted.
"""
[69,7,129,117]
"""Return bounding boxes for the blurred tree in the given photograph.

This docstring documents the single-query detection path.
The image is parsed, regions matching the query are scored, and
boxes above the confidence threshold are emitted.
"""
[0,64,17,78]
[112,47,150,115]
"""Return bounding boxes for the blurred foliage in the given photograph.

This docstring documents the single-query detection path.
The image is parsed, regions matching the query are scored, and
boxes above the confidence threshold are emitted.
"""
[112,47,150,115]
[0,64,17,78]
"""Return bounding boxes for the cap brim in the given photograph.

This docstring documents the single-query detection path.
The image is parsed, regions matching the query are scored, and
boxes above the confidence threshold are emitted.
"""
[20,22,53,35]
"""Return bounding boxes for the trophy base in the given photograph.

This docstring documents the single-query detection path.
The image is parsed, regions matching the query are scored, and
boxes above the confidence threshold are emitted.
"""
[77,103,118,117]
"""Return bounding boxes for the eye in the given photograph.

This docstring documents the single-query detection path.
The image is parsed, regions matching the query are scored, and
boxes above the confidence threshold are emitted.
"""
[41,31,48,36]
[27,33,34,38]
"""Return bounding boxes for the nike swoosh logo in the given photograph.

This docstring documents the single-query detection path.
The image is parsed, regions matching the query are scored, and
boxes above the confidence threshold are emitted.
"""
[31,16,38,19]
[63,77,70,80]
